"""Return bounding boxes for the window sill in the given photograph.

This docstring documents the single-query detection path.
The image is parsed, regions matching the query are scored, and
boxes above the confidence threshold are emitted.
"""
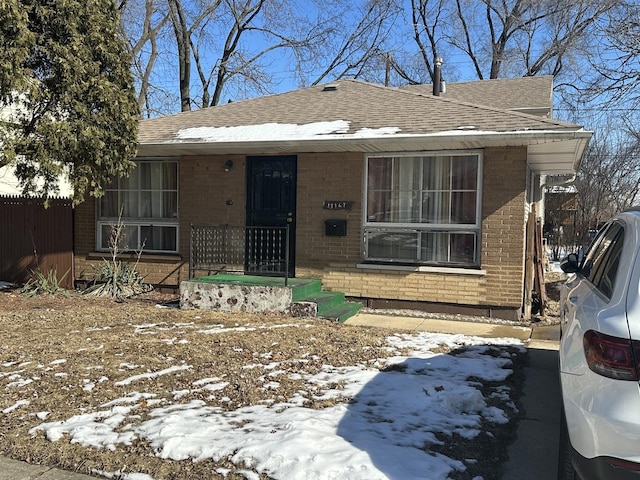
[356,263,486,276]
[88,252,182,263]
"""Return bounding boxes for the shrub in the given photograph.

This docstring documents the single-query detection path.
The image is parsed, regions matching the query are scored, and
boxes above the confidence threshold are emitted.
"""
[83,213,152,299]
[83,259,151,299]
[21,268,70,297]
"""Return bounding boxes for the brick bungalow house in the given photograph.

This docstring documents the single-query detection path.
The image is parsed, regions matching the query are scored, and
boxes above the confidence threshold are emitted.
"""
[73,76,591,320]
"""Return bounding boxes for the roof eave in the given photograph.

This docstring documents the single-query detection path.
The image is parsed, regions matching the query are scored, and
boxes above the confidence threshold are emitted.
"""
[137,129,593,175]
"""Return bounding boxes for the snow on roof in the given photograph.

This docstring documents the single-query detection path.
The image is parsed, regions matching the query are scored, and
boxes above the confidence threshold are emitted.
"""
[174,121,401,142]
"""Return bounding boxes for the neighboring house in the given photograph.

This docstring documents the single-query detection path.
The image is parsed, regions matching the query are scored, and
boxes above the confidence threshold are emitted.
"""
[0,99,73,198]
[74,77,592,319]
[0,165,73,197]
[544,184,579,255]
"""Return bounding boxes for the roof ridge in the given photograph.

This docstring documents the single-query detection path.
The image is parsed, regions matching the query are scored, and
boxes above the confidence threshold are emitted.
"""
[438,75,553,87]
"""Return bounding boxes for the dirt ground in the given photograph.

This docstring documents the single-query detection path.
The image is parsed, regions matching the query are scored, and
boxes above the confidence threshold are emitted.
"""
[541,270,567,322]
[0,283,546,480]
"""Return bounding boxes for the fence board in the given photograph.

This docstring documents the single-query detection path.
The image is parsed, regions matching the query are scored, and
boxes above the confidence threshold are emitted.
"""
[0,195,73,289]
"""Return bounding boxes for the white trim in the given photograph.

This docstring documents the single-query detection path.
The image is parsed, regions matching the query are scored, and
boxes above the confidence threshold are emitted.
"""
[356,263,487,275]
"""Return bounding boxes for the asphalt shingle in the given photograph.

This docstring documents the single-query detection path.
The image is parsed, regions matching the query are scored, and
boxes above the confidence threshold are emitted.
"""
[138,78,578,145]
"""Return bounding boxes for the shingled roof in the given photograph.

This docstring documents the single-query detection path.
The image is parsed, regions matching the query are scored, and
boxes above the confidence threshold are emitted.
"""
[402,76,553,116]
[138,78,591,175]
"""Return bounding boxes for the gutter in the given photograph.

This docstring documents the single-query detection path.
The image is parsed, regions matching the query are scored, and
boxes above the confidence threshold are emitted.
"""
[141,128,594,150]
[543,173,577,187]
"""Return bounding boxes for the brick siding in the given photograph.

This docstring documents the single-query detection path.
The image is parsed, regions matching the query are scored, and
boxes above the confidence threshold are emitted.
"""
[74,147,527,313]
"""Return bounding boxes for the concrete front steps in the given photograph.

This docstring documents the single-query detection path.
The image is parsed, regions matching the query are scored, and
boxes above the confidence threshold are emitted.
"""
[180,274,362,322]
[291,279,362,322]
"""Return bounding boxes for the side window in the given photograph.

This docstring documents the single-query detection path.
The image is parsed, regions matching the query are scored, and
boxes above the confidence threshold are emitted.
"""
[597,235,623,299]
[585,222,624,299]
[581,224,611,278]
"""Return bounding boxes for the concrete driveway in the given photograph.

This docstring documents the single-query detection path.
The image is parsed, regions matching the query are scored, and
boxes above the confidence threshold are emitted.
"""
[503,326,561,479]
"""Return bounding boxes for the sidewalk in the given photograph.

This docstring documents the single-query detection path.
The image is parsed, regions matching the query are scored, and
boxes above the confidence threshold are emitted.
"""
[345,312,537,342]
[0,455,95,479]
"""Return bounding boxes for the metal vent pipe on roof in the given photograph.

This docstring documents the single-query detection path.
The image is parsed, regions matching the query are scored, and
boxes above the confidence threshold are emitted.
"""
[433,57,443,96]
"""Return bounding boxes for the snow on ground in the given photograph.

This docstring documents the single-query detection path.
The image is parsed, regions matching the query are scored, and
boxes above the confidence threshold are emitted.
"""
[26,331,523,480]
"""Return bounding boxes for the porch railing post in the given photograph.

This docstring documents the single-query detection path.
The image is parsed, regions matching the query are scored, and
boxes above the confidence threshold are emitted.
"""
[189,223,194,279]
[284,225,290,286]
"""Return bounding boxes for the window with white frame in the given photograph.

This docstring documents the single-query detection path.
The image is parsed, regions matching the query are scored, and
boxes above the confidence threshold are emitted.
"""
[364,152,482,266]
[97,158,178,253]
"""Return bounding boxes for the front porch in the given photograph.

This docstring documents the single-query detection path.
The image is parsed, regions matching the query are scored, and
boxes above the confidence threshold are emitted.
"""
[180,274,362,322]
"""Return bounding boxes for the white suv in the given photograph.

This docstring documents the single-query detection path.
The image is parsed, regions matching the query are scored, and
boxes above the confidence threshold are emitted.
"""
[559,208,640,479]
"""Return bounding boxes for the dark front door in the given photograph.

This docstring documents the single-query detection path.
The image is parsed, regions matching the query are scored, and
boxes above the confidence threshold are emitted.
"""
[246,156,297,276]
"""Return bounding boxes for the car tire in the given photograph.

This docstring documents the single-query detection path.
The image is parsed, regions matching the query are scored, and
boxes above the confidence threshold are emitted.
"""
[557,408,579,480]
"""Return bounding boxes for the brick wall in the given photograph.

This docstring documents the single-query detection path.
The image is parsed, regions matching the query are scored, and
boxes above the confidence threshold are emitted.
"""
[74,148,528,314]
[74,155,246,287]
[296,153,363,269]
[480,147,528,306]
[297,147,528,313]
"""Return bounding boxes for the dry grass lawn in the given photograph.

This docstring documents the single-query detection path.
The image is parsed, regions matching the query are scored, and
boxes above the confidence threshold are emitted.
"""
[0,289,526,480]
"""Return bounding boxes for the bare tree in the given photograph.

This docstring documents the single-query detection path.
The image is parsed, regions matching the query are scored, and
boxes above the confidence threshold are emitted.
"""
[119,0,171,117]
[167,0,223,111]
[581,3,640,108]
[119,0,402,113]
[305,0,401,86]
[572,131,640,245]
[405,0,447,83]
[117,0,634,115]
[193,0,297,108]
[395,0,625,84]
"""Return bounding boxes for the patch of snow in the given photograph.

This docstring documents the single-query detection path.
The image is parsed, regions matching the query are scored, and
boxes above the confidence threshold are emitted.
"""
[175,121,350,142]
[173,121,404,144]
[3,399,29,413]
[92,470,155,480]
[115,365,192,386]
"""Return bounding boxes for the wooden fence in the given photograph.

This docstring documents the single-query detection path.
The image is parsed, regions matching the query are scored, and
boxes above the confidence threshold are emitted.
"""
[0,196,74,289]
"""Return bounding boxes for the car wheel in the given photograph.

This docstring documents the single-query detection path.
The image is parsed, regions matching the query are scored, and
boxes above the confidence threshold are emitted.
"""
[557,408,579,480]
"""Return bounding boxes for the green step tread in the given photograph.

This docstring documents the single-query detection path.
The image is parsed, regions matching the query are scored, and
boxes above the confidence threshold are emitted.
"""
[298,292,345,313]
[290,279,323,301]
[319,302,363,322]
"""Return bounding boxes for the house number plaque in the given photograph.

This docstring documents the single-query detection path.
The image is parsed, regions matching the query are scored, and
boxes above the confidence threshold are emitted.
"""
[323,201,354,210]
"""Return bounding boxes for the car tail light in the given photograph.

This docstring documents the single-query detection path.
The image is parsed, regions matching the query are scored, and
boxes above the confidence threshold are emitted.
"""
[583,330,640,380]
[609,457,640,472]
